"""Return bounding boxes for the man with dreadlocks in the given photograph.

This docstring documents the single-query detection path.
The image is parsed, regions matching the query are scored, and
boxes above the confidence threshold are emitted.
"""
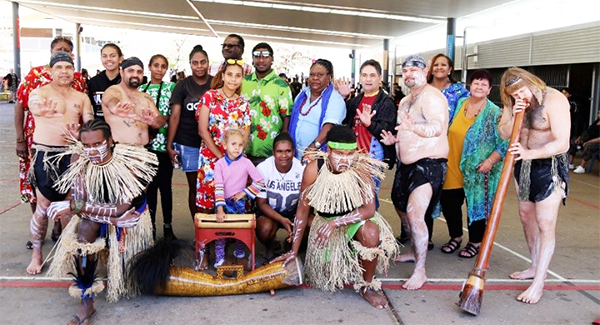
[498,67,570,304]
[46,119,157,324]
[273,125,398,309]
[26,52,94,275]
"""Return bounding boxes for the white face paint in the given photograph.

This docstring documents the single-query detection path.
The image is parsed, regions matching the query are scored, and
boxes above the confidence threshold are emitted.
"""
[83,140,109,164]
[329,150,356,172]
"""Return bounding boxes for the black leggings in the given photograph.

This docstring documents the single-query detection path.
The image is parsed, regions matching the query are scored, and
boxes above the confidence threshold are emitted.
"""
[147,151,174,226]
[440,188,486,243]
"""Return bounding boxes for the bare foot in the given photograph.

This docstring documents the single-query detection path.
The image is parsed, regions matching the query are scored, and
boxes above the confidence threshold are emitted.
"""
[200,254,209,270]
[360,288,389,309]
[26,250,43,275]
[394,252,415,263]
[402,268,427,290]
[517,282,544,304]
[68,303,96,325]
[509,267,535,280]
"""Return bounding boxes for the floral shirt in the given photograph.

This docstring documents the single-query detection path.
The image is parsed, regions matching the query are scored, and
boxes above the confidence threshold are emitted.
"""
[138,81,176,153]
[442,82,470,122]
[241,70,292,158]
[195,89,251,210]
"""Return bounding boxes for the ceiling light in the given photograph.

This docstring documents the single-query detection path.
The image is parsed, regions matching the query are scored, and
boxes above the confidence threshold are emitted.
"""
[242,1,273,8]
[300,7,331,13]
[272,4,303,10]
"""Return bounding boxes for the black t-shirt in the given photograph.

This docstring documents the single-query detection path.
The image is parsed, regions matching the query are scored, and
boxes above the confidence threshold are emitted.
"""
[170,75,213,148]
[88,70,122,120]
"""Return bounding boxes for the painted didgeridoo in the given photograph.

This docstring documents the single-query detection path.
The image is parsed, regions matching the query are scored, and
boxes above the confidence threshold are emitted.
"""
[128,239,303,296]
[459,109,525,316]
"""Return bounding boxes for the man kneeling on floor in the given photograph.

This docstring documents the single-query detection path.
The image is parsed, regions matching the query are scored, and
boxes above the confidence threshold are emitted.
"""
[46,119,157,324]
[273,125,399,309]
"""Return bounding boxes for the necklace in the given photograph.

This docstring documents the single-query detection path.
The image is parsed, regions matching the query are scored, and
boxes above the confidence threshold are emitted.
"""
[299,95,323,116]
[465,98,486,118]
[364,89,380,97]
[220,89,236,100]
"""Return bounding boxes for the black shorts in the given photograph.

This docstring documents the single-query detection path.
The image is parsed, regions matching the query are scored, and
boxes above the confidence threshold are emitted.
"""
[514,154,569,203]
[31,146,71,202]
[391,158,447,217]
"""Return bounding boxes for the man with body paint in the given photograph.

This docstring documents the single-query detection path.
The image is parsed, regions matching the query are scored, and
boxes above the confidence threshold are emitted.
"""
[273,125,399,309]
[498,67,570,304]
[101,57,166,146]
[381,54,449,290]
[25,52,94,275]
[46,119,156,324]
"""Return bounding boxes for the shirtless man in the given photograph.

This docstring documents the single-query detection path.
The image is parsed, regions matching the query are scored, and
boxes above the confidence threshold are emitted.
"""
[102,57,165,146]
[381,54,449,290]
[498,67,570,304]
[26,52,94,274]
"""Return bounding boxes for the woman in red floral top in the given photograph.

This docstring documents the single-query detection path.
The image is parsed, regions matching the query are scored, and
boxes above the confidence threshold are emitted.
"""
[196,60,251,213]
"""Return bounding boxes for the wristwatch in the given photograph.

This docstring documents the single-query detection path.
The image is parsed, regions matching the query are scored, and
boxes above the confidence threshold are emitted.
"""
[314,141,322,149]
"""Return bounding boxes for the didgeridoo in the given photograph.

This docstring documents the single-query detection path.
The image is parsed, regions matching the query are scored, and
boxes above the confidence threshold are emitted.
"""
[128,238,303,297]
[458,109,525,316]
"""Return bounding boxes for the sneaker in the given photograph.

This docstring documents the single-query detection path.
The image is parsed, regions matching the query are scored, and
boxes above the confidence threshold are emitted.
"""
[568,163,575,169]
[573,166,586,174]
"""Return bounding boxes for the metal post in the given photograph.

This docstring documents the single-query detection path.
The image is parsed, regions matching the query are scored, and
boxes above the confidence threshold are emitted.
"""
[13,2,21,79]
[391,46,396,96]
[383,39,389,90]
[75,23,81,71]
[351,49,356,86]
[446,18,456,64]
[462,28,468,84]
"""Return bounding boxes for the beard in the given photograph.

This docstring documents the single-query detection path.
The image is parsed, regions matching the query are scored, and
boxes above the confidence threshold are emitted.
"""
[127,77,141,88]
[404,71,427,88]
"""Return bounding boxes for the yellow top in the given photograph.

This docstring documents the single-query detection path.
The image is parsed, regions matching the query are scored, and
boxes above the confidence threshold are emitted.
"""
[444,100,477,189]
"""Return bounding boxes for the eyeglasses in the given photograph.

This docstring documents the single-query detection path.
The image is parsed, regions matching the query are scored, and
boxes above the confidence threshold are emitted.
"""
[222,43,240,49]
[226,59,244,66]
[253,50,271,58]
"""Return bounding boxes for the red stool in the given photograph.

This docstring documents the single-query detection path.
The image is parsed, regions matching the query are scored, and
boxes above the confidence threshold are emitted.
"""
[194,213,255,271]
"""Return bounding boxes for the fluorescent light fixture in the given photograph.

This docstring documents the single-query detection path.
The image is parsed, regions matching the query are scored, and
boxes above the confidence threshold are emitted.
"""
[300,7,331,13]
[358,12,389,19]
[272,4,303,11]
[242,1,273,8]
[214,0,243,4]
[330,9,358,16]
[208,19,387,39]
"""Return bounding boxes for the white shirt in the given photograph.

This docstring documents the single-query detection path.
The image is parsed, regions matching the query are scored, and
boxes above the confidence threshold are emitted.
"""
[257,156,305,214]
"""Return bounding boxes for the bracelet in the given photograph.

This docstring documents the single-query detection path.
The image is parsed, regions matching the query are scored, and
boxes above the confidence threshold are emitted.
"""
[486,158,494,165]
[72,199,85,214]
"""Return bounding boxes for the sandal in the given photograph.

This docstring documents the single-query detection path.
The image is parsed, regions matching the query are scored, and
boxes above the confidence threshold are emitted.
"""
[69,309,96,325]
[459,242,480,258]
[440,238,461,254]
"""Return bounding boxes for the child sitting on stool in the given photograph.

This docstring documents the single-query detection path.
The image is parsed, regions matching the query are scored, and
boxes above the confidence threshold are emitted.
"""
[214,128,265,268]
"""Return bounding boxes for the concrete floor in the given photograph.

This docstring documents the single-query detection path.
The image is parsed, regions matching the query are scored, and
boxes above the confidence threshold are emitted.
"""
[0,101,598,324]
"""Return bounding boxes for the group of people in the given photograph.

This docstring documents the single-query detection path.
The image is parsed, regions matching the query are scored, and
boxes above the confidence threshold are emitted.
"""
[12,33,572,323]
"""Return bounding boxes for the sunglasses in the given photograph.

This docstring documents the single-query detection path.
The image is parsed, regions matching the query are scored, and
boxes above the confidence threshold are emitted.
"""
[222,43,240,49]
[253,50,271,58]
[226,59,244,66]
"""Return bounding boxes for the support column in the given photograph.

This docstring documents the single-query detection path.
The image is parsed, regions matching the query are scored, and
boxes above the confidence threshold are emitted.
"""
[383,39,389,90]
[351,49,356,86]
[446,18,456,64]
[13,2,21,79]
[75,23,82,72]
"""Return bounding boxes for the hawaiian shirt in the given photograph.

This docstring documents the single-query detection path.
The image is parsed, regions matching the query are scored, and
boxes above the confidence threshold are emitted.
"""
[138,81,176,153]
[241,70,292,158]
